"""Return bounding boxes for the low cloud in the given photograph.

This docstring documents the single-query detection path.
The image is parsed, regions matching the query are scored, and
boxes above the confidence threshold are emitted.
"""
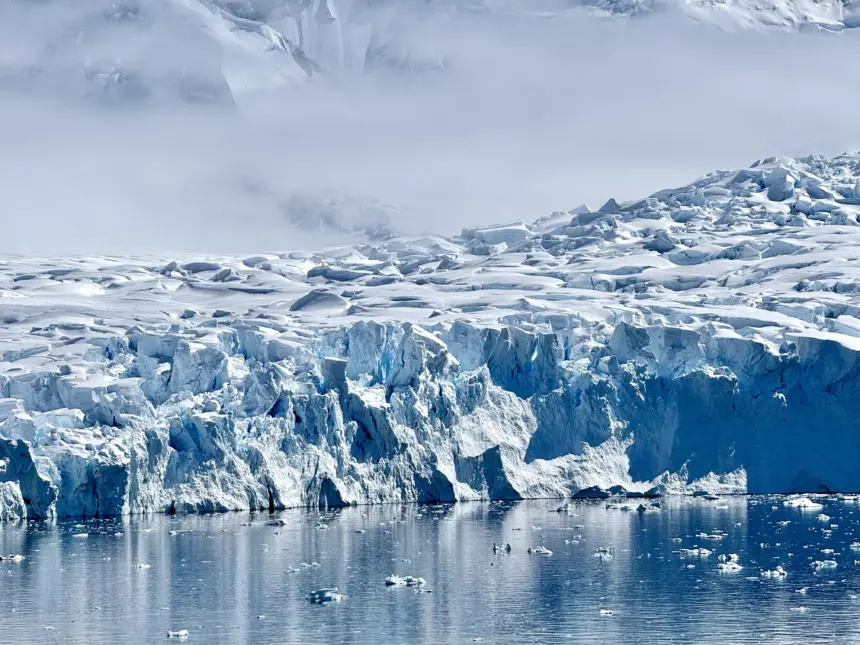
[1,0,859,255]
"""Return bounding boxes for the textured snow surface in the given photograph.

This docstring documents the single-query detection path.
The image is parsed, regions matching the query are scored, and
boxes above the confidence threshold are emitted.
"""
[5,152,860,519]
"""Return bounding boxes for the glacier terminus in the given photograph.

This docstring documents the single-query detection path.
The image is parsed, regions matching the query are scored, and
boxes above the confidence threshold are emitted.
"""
[3,154,860,521]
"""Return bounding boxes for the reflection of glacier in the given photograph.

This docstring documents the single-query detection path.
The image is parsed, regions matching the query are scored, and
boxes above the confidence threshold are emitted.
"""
[4,153,860,519]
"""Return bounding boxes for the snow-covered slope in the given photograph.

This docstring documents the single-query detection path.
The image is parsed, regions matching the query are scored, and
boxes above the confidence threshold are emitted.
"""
[3,152,860,519]
[0,0,447,106]
[581,0,859,30]
[3,0,857,110]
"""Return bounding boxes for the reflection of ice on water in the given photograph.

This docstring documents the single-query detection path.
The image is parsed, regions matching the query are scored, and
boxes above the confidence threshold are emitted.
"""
[4,497,860,643]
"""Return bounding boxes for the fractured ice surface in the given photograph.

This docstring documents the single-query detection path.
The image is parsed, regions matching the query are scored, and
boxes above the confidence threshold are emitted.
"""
[4,154,860,519]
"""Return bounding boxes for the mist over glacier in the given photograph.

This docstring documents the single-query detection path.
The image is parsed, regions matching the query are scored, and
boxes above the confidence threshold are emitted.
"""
[1,0,859,254]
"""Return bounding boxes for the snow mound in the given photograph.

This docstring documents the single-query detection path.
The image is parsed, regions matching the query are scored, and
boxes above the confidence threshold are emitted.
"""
[3,152,860,518]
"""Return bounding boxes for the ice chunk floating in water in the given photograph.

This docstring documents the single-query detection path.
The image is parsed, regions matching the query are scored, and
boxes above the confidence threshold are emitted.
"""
[385,575,426,586]
[784,498,824,510]
[308,588,347,603]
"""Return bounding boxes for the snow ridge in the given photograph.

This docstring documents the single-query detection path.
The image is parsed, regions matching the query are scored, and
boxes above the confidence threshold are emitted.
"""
[3,152,860,519]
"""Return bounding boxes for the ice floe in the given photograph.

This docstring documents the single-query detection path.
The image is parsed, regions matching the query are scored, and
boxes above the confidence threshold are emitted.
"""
[4,155,860,519]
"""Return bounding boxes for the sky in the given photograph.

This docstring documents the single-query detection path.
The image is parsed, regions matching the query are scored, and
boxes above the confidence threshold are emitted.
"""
[1,0,859,255]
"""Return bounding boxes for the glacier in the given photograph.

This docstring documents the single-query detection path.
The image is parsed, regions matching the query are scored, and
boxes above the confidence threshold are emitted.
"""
[5,0,859,110]
[3,152,860,520]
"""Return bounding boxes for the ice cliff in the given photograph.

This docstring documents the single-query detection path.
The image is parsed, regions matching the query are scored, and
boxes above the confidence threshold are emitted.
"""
[4,152,860,519]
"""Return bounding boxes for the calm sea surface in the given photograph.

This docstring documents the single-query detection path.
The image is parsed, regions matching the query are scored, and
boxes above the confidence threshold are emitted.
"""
[3,497,860,644]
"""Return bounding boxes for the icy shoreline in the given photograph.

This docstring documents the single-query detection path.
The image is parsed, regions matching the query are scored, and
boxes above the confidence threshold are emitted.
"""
[4,153,860,520]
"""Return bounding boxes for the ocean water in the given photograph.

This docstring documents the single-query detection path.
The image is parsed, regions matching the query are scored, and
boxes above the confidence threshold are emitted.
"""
[2,497,860,644]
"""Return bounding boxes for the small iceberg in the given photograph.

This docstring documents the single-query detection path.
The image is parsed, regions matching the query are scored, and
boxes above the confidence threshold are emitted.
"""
[593,547,614,561]
[718,553,739,562]
[385,575,426,586]
[817,514,832,523]
[527,546,553,556]
[308,588,346,604]
[677,548,712,557]
[811,560,838,570]
[0,554,25,563]
[592,546,615,562]
[167,630,189,639]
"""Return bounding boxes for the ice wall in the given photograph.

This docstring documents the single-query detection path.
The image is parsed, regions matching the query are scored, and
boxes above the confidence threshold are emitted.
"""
[4,314,860,520]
